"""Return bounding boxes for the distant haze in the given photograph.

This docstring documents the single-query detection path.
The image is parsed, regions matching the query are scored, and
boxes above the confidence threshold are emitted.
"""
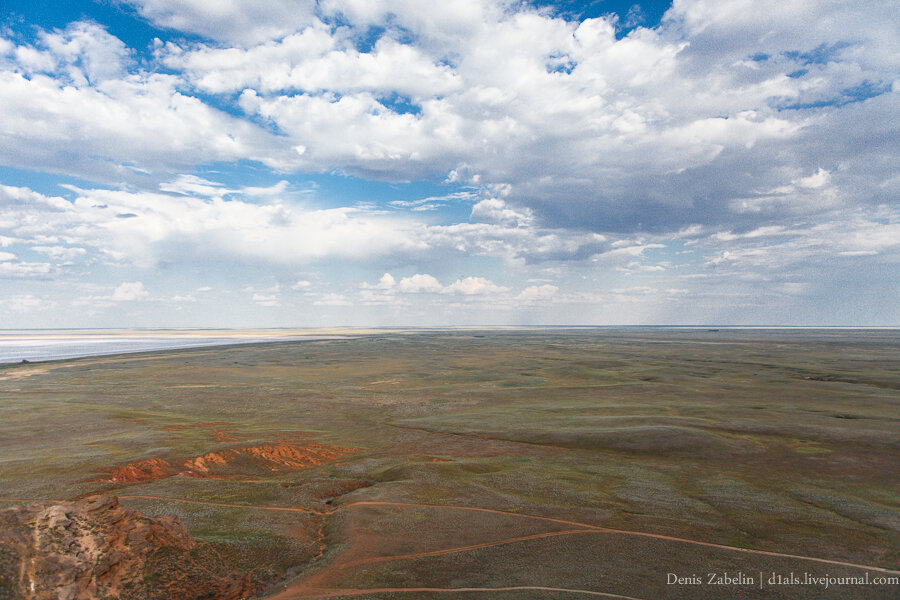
[0,331,347,364]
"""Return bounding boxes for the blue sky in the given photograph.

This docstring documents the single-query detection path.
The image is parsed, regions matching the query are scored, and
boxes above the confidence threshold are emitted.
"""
[0,0,897,327]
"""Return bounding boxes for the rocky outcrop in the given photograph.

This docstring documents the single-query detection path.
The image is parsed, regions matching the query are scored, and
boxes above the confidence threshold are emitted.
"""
[0,496,248,600]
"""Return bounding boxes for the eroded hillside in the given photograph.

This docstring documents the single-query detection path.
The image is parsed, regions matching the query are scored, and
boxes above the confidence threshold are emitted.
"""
[0,495,248,600]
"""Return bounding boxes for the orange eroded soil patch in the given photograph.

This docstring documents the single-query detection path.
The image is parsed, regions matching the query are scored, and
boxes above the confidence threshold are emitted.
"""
[213,429,240,442]
[0,495,249,600]
[105,457,172,483]
[185,442,353,476]
[98,441,354,483]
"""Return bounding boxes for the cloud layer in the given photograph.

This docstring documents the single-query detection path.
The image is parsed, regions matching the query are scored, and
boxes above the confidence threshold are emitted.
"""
[0,0,897,325]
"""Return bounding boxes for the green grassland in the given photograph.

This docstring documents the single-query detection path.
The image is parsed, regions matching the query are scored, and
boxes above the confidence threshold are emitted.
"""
[0,329,898,599]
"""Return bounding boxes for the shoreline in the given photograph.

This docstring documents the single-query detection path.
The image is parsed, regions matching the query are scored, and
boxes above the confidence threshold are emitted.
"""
[2,326,898,366]
[0,334,353,365]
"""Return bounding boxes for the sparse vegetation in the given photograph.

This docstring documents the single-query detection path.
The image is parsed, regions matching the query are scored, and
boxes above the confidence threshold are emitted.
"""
[0,330,897,599]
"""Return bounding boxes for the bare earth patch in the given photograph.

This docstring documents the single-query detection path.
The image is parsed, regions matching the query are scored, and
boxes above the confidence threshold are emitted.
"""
[0,495,248,600]
[98,441,354,483]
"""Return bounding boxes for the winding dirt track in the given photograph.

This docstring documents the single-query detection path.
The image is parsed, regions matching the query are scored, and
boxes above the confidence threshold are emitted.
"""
[110,496,900,576]
[332,529,599,570]
[5,493,899,600]
[282,586,645,599]
[334,501,607,529]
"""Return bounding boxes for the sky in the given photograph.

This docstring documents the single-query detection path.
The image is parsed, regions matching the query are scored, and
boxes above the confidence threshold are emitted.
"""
[0,0,897,328]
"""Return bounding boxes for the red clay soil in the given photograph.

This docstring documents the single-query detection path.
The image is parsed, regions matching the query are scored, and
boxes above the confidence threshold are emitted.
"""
[184,442,353,475]
[0,495,249,600]
[105,457,172,483]
[11,493,892,599]
[212,430,239,442]
[98,441,353,483]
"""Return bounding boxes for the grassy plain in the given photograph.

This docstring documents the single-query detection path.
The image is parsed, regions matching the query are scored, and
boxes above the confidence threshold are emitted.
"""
[1,329,898,599]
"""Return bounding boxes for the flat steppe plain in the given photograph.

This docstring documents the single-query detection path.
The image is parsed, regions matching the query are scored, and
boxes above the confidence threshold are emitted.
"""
[1,329,898,599]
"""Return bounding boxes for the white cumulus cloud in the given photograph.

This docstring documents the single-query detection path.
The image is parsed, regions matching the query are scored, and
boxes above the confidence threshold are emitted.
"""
[111,281,148,301]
